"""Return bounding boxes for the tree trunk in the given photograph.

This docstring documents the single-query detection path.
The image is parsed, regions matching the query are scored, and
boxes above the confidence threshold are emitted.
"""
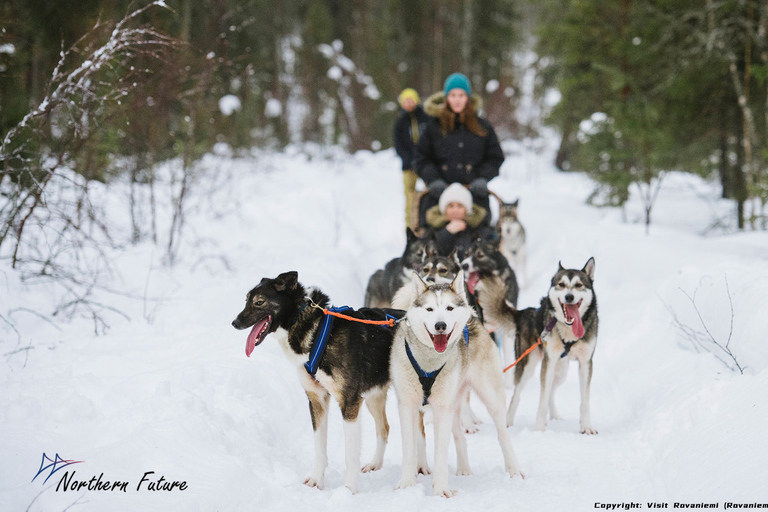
[432,1,444,92]
[461,0,473,75]
[555,117,575,171]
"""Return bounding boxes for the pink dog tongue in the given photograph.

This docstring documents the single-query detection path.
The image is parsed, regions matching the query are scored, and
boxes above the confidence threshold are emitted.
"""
[565,304,584,338]
[245,317,269,357]
[467,272,480,295]
[433,334,449,353]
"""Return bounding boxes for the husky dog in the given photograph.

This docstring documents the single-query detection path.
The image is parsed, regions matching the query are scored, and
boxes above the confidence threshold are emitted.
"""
[475,258,599,434]
[231,271,426,493]
[461,238,519,387]
[391,252,483,434]
[496,200,527,288]
[420,250,461,285]
[461,238,519,307]
[391,272,523,497]
[364,228,438,308]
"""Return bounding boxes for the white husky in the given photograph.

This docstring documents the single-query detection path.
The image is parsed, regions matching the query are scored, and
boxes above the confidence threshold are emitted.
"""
[390,272,523,497]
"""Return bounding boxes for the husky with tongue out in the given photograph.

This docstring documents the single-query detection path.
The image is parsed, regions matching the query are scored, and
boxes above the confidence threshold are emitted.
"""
[391,271,523,498]
[231,271,418,494]
[475,258,599,434]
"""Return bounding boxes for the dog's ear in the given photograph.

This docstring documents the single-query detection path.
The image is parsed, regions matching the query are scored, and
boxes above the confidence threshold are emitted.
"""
[274,271,298,292]
[426,240,438,258]
[451,270,465,296]
[582,257,595,280]
[448,247,458,262]
[558,260,565,272]
[411,271,428,295]
[405,227,417,245]
[512,198,519,208]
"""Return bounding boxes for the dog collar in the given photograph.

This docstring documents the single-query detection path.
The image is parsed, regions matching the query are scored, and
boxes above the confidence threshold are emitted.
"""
[289,299,311,327]
[304,305,350,376]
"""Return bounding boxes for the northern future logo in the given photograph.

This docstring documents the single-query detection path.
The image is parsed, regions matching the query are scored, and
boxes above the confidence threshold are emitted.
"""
[32,453,84,484]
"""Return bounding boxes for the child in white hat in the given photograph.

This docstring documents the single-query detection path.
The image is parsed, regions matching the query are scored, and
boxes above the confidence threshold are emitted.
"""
[426,183,491,256]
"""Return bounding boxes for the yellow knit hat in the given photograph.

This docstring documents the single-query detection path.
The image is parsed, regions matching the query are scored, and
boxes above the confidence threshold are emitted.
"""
[398,88,420,105]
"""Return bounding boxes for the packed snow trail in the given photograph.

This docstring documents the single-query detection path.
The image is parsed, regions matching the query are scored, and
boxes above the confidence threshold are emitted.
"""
[1,141,766,511]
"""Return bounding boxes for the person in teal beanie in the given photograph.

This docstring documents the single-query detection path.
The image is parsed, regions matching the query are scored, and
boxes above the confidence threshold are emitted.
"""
[414,72,504,228]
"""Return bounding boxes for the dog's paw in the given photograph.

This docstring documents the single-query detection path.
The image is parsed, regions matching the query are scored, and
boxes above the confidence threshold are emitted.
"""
[549,412,564,421]
[433,485,458,498]
[464,423,479,434]
[417,464,431,475]
[456,465,472,476]
[303,476,324,489]
[361,461,382,473]
[533,421,547,431]
[507,466,525,479]
[395,476,418,490]
[581,425,598,435]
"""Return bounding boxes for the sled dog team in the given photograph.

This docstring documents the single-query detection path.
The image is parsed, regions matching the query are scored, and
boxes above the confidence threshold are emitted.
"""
[231,217,599,497]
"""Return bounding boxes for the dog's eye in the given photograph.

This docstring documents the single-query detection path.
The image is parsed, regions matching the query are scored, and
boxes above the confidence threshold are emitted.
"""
[426,307,433,312]
[253,298,265,306]
[422,267,429,273]
[557,283,566,289]
[446,306,454,311]
[439,268,447,273]
[574,283,584,289]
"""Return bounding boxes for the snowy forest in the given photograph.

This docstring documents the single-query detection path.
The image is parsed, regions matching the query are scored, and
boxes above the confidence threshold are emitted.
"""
[1,1,767,511]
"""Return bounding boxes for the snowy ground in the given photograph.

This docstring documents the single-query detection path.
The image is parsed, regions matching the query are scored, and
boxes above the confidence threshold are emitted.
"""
[1,138,767,511]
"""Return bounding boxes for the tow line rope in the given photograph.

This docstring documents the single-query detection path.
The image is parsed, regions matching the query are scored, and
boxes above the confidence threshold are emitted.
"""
[307,300,398,327]
[502,317,557,373]
[503,339,541,373]
[303,299,402,376]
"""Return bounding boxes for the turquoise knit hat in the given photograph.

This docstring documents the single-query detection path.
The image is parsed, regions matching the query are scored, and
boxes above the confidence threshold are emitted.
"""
[443,73,471,96]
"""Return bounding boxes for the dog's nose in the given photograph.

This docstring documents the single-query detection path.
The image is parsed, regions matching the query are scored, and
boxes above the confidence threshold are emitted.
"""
[435,321,447,333]
[461,263,469,271]
[565,293,574,303]
[231,319,241,329]
[426,276,435,283]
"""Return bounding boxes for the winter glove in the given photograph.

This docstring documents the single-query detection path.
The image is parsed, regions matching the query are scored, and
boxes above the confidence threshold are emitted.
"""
[428,179,448,199]
[469,178,488,199]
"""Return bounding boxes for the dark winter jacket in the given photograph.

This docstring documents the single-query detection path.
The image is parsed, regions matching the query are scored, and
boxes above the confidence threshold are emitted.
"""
[425,204,493,256]
[414,95,504,187]
[393,105,430,171]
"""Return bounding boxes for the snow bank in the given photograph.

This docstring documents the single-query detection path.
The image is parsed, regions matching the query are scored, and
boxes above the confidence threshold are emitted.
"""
[1,139,765,511]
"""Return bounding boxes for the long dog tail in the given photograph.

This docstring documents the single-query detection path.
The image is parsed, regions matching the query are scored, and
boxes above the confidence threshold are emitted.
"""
[475,274,518,334]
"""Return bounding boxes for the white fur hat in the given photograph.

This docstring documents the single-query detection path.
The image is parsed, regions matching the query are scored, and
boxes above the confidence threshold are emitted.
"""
[439,183,473,214]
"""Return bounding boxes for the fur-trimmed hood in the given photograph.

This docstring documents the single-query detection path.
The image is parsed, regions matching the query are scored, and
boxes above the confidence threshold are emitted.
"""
[423,91,484,118]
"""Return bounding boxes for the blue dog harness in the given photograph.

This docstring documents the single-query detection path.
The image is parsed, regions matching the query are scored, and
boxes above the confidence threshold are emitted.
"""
[405,325,469,406]
[304,306,402,376]
[304,306,350,376]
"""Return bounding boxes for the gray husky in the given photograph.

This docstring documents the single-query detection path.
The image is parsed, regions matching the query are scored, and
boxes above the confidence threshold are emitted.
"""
[365,228,437,308]
[476,258,599,434]
[391,272,523,497]
[496,200,527,288]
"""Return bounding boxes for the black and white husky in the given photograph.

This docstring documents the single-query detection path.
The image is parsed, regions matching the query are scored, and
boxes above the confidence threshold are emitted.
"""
[391,272,523,497]
[231,271,419,492]
[496,200,527,288]
[476,258,599,434]
[364,228,437,308]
